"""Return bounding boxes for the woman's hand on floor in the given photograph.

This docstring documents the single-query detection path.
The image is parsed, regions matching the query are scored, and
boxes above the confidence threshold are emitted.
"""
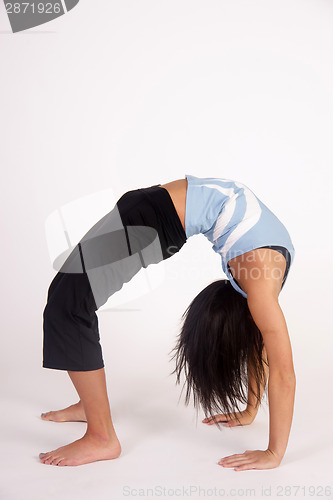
[202,409,256,427]
[218,449,282,471]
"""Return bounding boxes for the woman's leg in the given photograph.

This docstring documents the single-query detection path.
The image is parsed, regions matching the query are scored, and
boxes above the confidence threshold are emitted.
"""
[40,185,187,466]
[40,268,121,466]
[39,368,121,466]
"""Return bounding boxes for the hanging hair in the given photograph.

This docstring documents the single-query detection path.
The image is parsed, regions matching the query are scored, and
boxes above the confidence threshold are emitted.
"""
[170,279,268,427]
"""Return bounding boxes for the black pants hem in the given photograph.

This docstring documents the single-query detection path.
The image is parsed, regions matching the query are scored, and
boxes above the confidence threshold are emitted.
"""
[42,362,105,372]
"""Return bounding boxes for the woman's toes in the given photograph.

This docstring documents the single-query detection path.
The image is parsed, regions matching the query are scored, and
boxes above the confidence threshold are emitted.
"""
[53,457,64,466]
[57,459,69,467]
[40,452,52,462]
[41,411,52,419]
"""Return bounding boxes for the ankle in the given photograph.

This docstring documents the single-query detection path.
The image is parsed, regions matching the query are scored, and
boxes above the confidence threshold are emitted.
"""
[85,428,118,444]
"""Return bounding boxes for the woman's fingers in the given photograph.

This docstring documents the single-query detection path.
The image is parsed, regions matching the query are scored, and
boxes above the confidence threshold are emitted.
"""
[220,459,256,470]
[219,452,255,469]
[218,450,280,471]
[203,410,254,428]
[202,414,229,424]
[219,454,250,466]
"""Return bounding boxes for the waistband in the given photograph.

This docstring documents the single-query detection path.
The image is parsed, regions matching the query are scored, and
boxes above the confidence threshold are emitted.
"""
[137,184,187,243]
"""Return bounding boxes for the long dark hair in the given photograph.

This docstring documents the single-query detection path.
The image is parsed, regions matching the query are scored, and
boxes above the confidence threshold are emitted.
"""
[170,279,268,426]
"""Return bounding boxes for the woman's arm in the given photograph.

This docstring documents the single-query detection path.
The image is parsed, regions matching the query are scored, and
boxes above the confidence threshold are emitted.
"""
[247,290,296,460]
[218,248,296,470]
[219,289,296,470]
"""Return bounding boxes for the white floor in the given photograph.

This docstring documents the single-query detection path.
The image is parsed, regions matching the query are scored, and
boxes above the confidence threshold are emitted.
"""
[1,252,332,500]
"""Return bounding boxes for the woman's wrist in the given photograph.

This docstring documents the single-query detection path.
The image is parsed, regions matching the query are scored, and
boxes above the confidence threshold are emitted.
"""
[245,404,259,418]
[266,447,283,464]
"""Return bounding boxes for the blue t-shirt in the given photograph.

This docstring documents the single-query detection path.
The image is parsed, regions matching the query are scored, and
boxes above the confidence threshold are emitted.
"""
[184,174,295,298]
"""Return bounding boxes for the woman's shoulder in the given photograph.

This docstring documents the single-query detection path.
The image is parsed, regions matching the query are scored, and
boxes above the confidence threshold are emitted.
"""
[228,248,287,298]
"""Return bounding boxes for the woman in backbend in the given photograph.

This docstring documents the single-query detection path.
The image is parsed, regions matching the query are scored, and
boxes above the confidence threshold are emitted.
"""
[39,174,296,471]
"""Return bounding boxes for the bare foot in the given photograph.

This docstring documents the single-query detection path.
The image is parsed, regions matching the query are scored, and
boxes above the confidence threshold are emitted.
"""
[39,433,121,466]
[41,401,87,423]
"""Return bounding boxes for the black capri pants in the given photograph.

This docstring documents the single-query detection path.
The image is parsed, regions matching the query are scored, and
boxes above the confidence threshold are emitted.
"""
[42,184,187,371]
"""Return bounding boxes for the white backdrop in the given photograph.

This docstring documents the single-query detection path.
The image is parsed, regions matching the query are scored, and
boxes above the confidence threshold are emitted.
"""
[0,1,332,499]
